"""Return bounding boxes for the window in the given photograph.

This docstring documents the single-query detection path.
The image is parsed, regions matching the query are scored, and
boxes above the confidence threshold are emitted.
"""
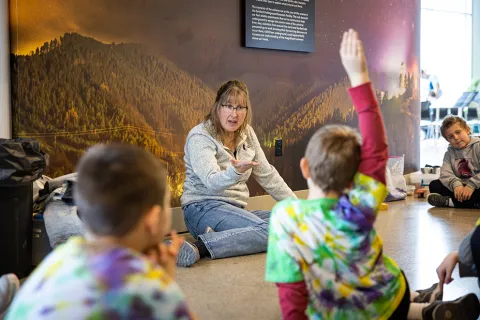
[421,0,472,94]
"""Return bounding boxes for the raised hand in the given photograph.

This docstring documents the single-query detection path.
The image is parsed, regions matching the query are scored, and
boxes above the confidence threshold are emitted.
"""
[231,159,259,174]
[340,29,370,87]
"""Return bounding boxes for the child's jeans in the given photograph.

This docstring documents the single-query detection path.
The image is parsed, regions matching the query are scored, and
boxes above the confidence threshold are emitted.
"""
[429,180,480,209]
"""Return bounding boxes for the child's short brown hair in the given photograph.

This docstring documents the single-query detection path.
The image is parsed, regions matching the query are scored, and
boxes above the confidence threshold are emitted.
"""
[74,143,168,237]
[305,125,362,194]
[440,116,470,139]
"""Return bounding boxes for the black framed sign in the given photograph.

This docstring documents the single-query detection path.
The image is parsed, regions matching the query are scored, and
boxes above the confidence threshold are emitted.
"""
[245,0,315,53]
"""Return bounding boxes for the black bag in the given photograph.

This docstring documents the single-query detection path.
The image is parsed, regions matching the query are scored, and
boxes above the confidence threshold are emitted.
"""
[0,138,48,186]
[0,138,48,277]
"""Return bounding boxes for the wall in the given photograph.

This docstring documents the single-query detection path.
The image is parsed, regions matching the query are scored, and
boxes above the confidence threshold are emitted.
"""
[9,0,421,206]
[0,0,10,138]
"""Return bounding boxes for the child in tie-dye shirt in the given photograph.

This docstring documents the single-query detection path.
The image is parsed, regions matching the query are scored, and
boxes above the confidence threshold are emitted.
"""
[6,144,195,320]
[265,29,480,320]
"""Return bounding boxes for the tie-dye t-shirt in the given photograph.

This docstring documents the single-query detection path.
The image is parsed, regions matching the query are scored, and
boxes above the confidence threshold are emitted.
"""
[6,237,192,320]
[265,173,406,320]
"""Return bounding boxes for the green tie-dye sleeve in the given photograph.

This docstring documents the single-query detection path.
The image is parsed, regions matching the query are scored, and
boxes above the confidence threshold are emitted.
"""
[348,173,388,215]
[265,201,304,283]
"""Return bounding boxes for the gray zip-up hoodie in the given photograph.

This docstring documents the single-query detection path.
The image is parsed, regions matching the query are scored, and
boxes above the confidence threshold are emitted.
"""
[440,136,480,191]
[180,121,296,208]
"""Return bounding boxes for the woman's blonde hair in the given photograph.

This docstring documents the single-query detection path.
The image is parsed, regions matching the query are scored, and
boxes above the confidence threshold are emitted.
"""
[205,80,252,141]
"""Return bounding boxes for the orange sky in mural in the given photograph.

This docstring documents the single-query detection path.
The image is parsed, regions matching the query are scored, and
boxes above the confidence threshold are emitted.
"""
[10,0,120,54]
[9,0,419,92]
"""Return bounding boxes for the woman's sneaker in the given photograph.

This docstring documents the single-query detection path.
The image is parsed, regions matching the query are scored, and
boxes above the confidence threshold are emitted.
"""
[422,293,480,320]
[0,273,20,317]
[164,240,200,267]
[427,193,451,208]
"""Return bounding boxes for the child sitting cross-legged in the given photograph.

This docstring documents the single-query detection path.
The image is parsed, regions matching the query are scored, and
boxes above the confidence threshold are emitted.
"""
[428,116,480,209]
[6,144,195,319]
[264,29,480,320]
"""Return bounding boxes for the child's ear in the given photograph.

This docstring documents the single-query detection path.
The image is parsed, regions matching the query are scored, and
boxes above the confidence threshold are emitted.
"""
[144,205,161,236]
[300,158,310,180]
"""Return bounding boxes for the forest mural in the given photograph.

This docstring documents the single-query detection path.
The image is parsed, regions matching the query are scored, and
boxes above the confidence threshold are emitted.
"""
[9,0,420,206]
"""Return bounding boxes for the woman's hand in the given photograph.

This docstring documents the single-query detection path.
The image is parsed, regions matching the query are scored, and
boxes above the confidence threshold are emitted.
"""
[146,231,183,279]
[339,29,370,87]
[436,250,459,287]
[231,159,259,174]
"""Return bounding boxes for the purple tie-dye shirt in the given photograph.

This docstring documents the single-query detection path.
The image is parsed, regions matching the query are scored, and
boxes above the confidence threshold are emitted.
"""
[6,237,192,320]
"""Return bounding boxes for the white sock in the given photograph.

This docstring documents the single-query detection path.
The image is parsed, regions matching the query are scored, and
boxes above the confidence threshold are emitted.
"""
[448,198,454,207]
[407,302,429,319]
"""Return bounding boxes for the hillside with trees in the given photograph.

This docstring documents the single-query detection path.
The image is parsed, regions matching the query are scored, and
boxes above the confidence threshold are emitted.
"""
[11,33,418,204]
[11,33,215,204]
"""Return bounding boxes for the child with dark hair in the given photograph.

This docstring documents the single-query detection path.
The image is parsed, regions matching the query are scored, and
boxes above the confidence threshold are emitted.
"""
[428,116,480,208]
[265,29,480,320]
[6,144,195,319]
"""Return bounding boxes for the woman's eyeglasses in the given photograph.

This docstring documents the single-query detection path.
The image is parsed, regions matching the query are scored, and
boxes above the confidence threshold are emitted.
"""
[221,104,248,114]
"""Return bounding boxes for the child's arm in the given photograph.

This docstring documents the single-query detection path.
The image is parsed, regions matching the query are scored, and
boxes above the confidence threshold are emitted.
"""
[439,152,463,191]
[438,220,480,287]
[466,144,480,190]
[459,219,480,272]
[348,85,387,183]
[340,29,388,184]
[276,282,309,320]
[265,201,308,319]
[338,30,389,222]
[459,231,475,270]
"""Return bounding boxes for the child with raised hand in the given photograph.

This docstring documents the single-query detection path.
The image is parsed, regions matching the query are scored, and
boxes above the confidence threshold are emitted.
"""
[428,116,480,209]
[265,29,480,320]
[6,144,195,319]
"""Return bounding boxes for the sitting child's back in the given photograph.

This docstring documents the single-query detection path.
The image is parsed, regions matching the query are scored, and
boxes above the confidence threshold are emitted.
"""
[265,30,405,318]
[8,237,189,319]
[6,144,193,320]
[265,29,480,320]
[266,180,405,318]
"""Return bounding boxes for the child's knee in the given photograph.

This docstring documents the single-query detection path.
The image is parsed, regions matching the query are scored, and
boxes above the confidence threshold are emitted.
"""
[429,179,443,192]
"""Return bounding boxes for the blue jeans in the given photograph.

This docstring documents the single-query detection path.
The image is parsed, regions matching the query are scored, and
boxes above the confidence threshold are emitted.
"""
[183,200,270,259]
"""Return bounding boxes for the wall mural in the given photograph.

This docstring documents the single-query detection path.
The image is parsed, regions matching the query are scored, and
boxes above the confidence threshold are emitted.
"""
[9,0,420,206]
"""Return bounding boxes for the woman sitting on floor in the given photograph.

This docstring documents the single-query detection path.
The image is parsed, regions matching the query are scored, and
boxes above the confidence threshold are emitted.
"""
[173,79,296,267]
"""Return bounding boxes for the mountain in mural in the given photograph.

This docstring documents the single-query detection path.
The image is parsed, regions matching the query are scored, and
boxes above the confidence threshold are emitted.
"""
[11,33,216,203]
[255,71,419,195]
[10,32,419,204]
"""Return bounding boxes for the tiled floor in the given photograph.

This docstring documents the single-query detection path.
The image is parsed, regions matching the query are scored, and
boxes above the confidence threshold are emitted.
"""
[176,197,480,320]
